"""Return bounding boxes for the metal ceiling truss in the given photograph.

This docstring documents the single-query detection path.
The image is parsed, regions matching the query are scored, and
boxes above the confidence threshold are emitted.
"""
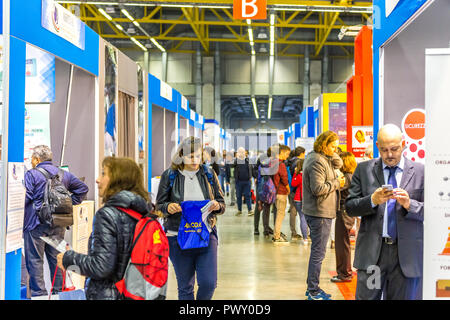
[58,0,372,56]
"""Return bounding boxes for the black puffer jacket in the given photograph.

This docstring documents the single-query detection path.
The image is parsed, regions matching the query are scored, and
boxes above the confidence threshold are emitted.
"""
[62,190,149,300]
[156,165,225,234]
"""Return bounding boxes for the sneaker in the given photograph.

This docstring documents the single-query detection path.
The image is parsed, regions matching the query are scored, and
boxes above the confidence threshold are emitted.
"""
[254,229,260,235]
[305,289,331,298]
[307,290,333,300]
[248,210,254,216]
[291,234,302,241]
[227,192,230,197]
[267,227,274,235]
[235,211,242,216]
[272,237,289,244]
[330,275,352,283]
[303,240,309,246]
[280,232,288,240]
[229,202,235,206]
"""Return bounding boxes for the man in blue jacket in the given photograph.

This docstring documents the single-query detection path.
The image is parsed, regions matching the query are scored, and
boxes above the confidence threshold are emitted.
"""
[24,145,88,297]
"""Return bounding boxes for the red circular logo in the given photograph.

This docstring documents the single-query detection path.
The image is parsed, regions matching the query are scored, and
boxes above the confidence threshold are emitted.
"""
[402,109,425,140]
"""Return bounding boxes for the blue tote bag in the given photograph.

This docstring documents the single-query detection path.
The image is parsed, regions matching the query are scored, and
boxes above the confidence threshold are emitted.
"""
[178,200,211,250]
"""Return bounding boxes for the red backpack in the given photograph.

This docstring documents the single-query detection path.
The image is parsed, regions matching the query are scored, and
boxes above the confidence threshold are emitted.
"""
[115,207,169,300]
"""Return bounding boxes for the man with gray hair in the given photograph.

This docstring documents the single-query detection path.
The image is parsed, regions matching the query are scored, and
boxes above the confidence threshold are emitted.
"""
[345,124,424,300]
[24,145,88,297]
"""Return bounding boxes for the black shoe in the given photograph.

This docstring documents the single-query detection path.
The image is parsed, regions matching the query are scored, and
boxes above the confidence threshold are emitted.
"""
[227,192,230,197]
[230,202,235,206]
[254,230,260,235]
[330,275,352,283]
[267,227,274,235]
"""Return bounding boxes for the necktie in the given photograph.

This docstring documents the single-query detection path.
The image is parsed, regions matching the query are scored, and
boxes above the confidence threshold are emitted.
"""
[386,166,398,240]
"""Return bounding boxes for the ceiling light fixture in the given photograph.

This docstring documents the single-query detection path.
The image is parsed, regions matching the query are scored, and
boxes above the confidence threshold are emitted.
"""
[252,97,259,119]
[98,8,112,21]
[268,97,273,119]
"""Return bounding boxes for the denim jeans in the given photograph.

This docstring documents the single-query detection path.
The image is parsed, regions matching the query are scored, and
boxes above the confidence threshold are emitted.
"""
[235,180,252,212]
[218,174,226,194]
[168,232,218,300]
[305,215,332,295]
[23,223,66,297]
[294,201,309,239]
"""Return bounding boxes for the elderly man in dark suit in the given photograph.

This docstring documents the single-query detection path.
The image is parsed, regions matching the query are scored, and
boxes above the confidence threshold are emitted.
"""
[345,124,424,300]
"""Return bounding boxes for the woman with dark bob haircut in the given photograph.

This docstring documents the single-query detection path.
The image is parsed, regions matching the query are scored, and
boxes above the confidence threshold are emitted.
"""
[156,136,225,300]
[57,157,151,300]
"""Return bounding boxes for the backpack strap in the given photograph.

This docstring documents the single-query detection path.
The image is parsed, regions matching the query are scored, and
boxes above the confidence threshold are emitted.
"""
[116,207,143,221]
[202,164,215,187]
[34,167,52,180]
[168,169,178,189]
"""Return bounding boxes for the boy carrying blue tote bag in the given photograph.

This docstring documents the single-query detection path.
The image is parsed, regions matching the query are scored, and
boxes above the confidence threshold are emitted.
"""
[178,200,214,250]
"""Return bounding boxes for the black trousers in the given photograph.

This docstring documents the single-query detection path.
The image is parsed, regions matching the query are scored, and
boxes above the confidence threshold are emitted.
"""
[334,210,355,279]
[355,242,422,300]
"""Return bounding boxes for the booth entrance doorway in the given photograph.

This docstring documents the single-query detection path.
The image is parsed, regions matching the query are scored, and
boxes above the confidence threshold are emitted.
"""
[117,91,136,159]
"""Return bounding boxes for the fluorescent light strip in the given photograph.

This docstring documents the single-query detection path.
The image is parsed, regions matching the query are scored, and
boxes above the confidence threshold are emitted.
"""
[252,98,259,119]
[151,38,166,52]
[161,4,194,7]
[269,14,275,56]
[115,23,123,31]
[268,97,273,120]
[98,8,112,21]
[121,8,135,21]
[248,28,254,43]
[131,37,147,52]
[132,20,140,27]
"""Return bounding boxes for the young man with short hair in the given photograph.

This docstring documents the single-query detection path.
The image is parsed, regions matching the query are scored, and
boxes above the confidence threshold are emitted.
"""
[272,144,292,244]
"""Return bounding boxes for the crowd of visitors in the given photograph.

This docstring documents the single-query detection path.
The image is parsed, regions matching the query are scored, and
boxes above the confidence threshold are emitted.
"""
[22,122,423,301]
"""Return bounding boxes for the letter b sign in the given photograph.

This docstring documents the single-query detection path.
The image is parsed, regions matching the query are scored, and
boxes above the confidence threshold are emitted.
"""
[233,0,267,20]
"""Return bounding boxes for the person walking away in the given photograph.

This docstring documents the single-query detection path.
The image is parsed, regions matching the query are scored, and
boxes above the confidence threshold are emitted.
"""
[272,144,291,244]
[226,151,236,206]
[286,147,306,241]
[291,159,309,245]
[234,147,254,216]
[57,157,148,300]
[302,131,345,300]
[331,152,357,283]
[156,137,226,300]
[24,145,88,297]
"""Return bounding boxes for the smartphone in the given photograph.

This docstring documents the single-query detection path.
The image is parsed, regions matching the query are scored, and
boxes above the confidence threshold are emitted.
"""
[382,184,393,191]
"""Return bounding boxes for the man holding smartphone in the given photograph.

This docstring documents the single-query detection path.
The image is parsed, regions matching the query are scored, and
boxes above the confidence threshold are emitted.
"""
[345,124,424,300]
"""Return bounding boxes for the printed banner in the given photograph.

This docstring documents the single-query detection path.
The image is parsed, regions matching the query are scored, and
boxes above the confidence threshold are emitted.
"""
[233,0,267,20]
[351,126,374,159]
[401,108,425,164]
[6,163,26,253]
[25,44,55,103]
[329,102,347,147]
[41,0,85,50]
[24,104,51,170]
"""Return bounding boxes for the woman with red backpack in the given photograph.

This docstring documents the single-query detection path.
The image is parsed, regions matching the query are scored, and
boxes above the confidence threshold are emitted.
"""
[291,159,309,245]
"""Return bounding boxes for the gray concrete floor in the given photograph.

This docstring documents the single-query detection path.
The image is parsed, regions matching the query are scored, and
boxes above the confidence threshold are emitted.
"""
[166,196,354,300]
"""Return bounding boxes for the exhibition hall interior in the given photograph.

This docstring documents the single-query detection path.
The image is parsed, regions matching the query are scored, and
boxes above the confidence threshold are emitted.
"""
[0,0,448,303]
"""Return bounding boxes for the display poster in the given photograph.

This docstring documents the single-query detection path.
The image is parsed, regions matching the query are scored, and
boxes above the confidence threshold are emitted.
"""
[160,81,172,101]
[277,130,285,144]
[137,66,144,160]
[401,108,425,164]
[41,0,86,50]
[181,96,188,111]
[104,46,117,157]
[25,44,55,103]
[24,104,51,170]
[70,201,94,289]
[329,102,347,147]
[386,0,401,17]
[6,162,26,253]
[423,50,450,299]
[190,109,195,121]
[351,126,374,159]
[295,137,314,155]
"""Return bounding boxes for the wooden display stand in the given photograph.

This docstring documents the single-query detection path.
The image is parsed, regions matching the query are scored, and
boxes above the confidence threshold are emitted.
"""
[70,201,94,289]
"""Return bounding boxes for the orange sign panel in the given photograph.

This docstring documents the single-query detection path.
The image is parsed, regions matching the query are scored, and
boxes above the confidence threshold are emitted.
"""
[233,0,267,20]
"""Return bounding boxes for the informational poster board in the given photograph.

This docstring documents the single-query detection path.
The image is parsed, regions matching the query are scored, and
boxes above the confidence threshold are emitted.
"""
[295,137,314,155]
[351,126,374,159]
[70,201,94,289]
[6,163,26,253]
[329,102,347,148]
[25,44,55,103]
[24,104,51,170]
[401,108,425,164]
[423,48,450,300]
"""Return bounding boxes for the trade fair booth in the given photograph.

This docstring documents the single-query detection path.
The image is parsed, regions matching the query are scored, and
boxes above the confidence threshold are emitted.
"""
[372,0,450,300]
[194,113,203,143]
[1,0,99,299]
[314,93,347,150]
[189,109,196,138]
[203,119,221,152]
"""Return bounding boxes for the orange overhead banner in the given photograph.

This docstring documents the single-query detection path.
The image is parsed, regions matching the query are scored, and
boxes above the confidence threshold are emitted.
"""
[233,0,267,20]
